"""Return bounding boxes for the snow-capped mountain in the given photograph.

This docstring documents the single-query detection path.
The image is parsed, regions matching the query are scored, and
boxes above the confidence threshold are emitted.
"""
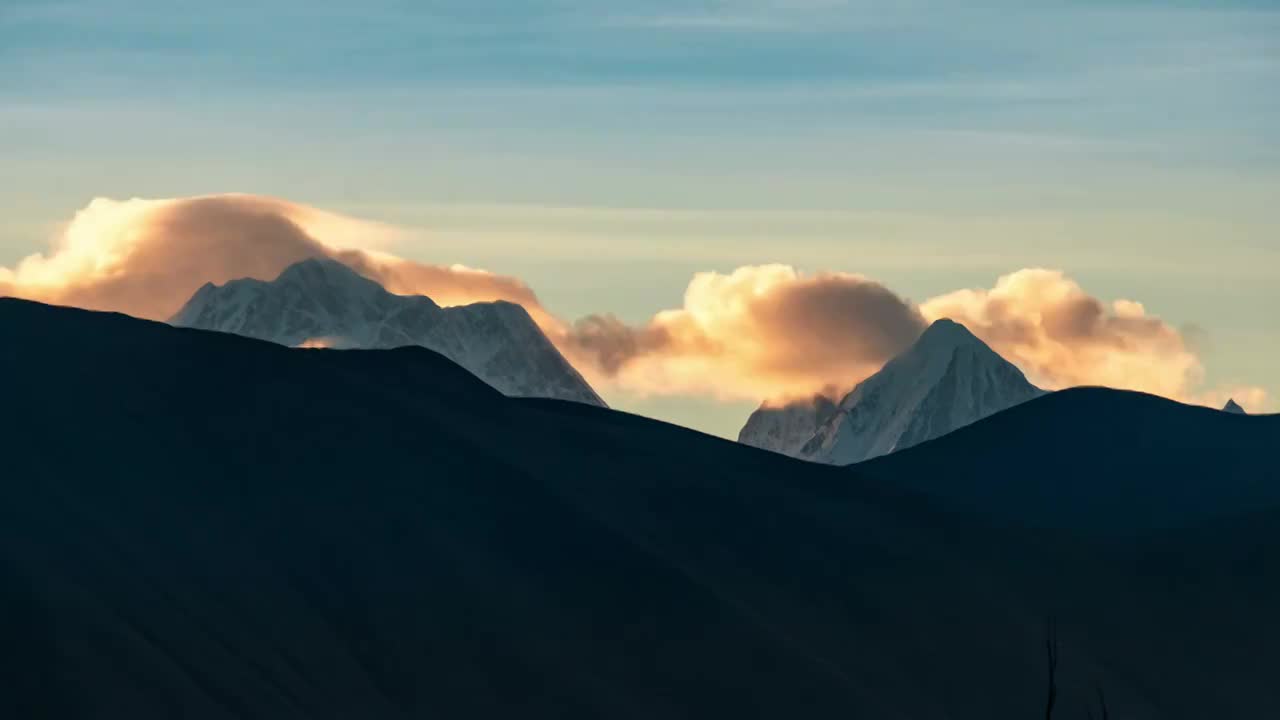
[737,393,841,457]
[170,258,606,406]
[1223,399,1248,414]
[740,319,1044,464]
[802,319,1044,464]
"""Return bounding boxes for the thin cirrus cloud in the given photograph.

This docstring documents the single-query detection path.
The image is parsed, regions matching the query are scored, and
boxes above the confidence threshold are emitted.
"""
[0,194,1267,412]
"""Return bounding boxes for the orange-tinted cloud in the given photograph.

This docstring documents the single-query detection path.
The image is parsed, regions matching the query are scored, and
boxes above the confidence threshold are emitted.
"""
[921,269,1204,400]
[0,194,540,322]
[1194,385,1270,414]
[333,250,556,329]
[556,264,927,400]
[917,269,1268,410]
[559,265,1268,410]
[2,196,1265,412]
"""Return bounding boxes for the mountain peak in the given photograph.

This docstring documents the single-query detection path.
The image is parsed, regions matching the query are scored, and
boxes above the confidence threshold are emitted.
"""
[913,317,984,352]
[1223,399,1248,415]
[278,255,343,275]
[276,256,379,287]
[170,260,605,407]
[766,317,1043,465]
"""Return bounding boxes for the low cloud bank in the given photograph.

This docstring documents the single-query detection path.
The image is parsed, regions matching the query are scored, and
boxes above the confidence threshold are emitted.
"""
[921,269,1203,401]
[557,265,927,400]
[557,265,1266,410]
[2,195,1266,412]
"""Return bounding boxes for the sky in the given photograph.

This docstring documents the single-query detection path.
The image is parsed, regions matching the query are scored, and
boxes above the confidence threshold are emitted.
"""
[2,0,1277,437]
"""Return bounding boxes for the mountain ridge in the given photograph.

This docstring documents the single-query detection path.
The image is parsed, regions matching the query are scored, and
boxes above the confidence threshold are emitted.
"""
[3,297,1279,718]
[741,318,1044,464]
[170,257,605,406]
[735,392,841,456]
[858,384,1280,532]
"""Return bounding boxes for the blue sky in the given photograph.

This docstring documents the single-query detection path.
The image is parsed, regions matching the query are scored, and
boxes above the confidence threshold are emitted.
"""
[2,0,1277,434]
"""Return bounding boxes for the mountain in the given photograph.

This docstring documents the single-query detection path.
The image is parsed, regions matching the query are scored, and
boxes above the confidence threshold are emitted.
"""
[1224,398,1248,414]
[802,319,1045,464]
[170,257,605,406]
[861,386,1280,532]
[742,318,1044,464]
[736,392,839,456]
[3,297,1280,718]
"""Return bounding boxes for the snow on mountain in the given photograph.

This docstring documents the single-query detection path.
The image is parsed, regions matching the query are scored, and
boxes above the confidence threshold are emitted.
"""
[1223,399,1248,415]
[740,318,1044,464]
[171,258,606,406]
[802,319,1044,464]
[737,393,840,457]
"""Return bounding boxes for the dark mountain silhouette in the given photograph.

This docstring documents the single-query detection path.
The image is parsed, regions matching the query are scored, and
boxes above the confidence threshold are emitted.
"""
[1223,398,1247,414]
[859,386,1279,533]
[2,297,1278,719]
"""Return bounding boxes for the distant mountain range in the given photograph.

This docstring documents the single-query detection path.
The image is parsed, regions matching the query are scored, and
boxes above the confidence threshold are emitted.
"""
[741,318,1044,464]
[170,257,605,406]
[3,297,1278,718]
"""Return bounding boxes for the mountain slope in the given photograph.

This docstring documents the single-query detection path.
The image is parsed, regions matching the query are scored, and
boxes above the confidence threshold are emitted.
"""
[1223,398,1248,414]
[3,298,1279,719]
[171,257,604,406]
[859,386,1280,532]
[736,392,839,456]
[742,319,1043,464]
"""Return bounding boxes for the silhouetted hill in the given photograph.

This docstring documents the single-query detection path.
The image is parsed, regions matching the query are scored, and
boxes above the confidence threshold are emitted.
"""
[860,386,1280,533]
[2,298,1278,719]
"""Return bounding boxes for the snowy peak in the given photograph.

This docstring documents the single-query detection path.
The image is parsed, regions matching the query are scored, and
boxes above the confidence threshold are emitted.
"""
[740,318,1044,464]
[883,319,1007,381]
[914,317,980,350]
[170,258,605,406]
[277,256,354,283]
[810,318,1044,464]
[738,393,841,457]
[815,319,1044,463]
[276,256,392,297]
[1223,399,1248,415]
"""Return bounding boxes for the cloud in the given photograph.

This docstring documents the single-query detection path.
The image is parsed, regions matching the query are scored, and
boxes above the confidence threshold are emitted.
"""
[333,250,555,328]
[557,264,927,400]
[920,269,1204,400]
[1194,385,1270,414]
[915,269,1267,410]
[560,264,1268,410]
[3,195,1265,412]
[0,194,541,322]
